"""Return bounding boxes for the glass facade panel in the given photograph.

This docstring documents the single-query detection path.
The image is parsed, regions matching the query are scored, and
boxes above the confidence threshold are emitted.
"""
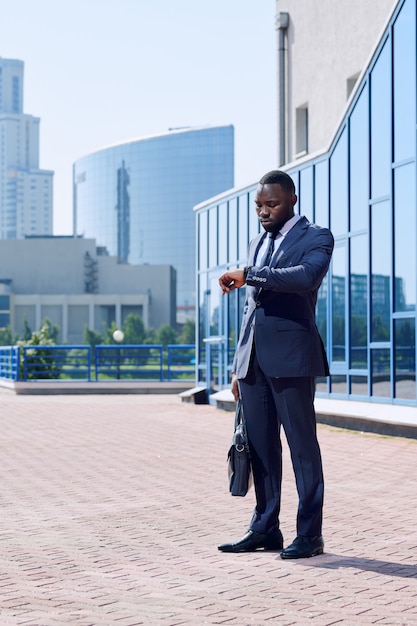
[332,245,346,362]
[371,200,391,342]
[0,295,10,310]
[195,0,417,406]
[299,166,313,221]
[371,348,391,397]
[218,202,228,266]
[395,318,416,400]
[314,160,329,227]
[227,289,238,376]
[349,85,369,232]
[198,211,208,271]
[228,198,238,264]
[197,275,207,381]
[74,126,234,321]
[393,0,416,163]
[331,375,347,395]
[350,375,368,397]
[394,163,416,311]
[248,189,260,240]
[370,41,391,199]
[330,129,348,236]
[350,235,368,368]
[238,193,249,262]
[316,276,327,351]
[208,207,218,268]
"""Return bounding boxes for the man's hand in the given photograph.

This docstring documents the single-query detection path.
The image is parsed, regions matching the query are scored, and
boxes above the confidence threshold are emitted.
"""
[219,269,246,295]
[231,373,239,402]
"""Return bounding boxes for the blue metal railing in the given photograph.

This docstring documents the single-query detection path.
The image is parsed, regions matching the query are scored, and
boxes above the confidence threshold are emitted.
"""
[0,346,20,380]
[166,344,195,381]
[22,345,91,381]
[0,344,197,382]
[95,344,164,381]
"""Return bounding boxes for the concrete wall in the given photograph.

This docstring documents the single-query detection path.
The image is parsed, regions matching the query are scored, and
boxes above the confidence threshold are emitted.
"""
[276,0,397,162]
[0,237,176,339]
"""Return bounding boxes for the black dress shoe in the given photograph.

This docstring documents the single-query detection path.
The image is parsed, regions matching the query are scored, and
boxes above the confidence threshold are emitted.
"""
[280,535,324,559]
[218,529,283,553]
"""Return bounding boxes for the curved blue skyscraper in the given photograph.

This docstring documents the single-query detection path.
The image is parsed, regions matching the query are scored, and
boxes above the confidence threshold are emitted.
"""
[73,125,234,322]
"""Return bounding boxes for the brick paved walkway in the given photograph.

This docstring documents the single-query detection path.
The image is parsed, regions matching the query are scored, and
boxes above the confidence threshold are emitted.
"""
[0,394,416,625]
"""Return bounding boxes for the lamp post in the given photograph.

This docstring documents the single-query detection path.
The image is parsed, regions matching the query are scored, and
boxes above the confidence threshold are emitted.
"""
[113,329,124,380]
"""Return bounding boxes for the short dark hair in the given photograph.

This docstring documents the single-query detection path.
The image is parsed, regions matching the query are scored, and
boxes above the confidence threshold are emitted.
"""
[259,170,296,194]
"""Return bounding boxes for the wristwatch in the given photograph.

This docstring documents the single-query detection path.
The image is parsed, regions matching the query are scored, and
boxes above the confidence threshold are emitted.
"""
[243,266,251,280]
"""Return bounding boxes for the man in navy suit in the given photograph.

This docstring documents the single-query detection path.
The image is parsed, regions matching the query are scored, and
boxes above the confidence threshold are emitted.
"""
[218,170,334,559]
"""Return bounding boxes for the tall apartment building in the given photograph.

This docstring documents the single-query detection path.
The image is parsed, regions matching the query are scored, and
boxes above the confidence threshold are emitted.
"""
[0,58,53,239]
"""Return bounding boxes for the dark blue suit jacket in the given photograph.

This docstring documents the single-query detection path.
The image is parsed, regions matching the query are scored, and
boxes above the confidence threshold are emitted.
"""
[233,216,334,379]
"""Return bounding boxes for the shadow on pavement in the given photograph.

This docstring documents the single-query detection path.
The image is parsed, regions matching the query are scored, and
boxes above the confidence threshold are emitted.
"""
[304,553,417,579]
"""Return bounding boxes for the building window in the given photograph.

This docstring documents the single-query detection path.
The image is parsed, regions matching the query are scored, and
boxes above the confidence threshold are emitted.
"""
[12,76,20,113]
[295,104,309,156]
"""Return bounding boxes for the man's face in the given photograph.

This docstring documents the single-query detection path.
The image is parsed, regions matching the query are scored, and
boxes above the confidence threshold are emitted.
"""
[255,183,297,234]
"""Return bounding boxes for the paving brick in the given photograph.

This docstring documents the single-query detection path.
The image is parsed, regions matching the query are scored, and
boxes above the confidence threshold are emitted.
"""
[0,393,416,624]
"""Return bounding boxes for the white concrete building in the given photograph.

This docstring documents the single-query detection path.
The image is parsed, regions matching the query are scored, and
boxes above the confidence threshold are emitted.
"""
[0,237,176,343]
[275,0,396,165]
[0,58,53,239]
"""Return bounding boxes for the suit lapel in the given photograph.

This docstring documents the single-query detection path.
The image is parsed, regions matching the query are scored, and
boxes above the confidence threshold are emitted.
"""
[271,216,309,267]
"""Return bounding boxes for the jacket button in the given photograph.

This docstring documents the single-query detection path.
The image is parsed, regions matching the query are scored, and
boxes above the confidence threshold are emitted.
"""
[255,301,261,307]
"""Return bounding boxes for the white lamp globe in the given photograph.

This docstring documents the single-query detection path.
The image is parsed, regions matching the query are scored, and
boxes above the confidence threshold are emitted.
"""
[113,329,124,343]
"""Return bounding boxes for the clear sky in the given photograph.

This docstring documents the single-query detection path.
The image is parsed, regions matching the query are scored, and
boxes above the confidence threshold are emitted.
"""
[0,0,277,234]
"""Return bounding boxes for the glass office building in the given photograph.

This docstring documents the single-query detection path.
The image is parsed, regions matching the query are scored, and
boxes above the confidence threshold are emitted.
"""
[196,0,417,406]
[73,125,234,322]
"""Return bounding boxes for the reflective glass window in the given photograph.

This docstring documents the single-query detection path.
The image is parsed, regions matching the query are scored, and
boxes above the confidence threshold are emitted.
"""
[332,244,346,362]
[249,189,260,240]
[371,348,391,397]
[370,41,391,199]
[349,85,369,232]
[330,374,347,395]
[350,375,368,397]
[394,163,415,311]
[330,129,348,236]
[209,274,222,336]
[315,377,329,394]
[228,198,238,264]
[208,207,218,268]
[218,202,228,266]
[393,0,416,162]
[198,211,208,271]
[0,295,10,310]
[316,275,328,351]
[238,193,249,261]
[350,235,368,368]
[314,160,329,227]
[395,318,416,400]
[371,200,391,342]
[227,289,238,375]
[299,167,313,221]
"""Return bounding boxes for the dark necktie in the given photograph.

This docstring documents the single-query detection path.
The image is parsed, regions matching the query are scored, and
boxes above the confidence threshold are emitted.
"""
[262,232,276,267]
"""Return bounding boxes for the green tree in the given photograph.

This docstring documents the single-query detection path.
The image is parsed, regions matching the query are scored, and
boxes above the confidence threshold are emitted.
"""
[41,318,60,343]
[84,326,103,352]
[0,326,14,346]
[143,327,157,345]
[156,324,178,348]
[123,313,145,344]
[18,318,60,379]
[21,318,32,341]
[178,320,195,344]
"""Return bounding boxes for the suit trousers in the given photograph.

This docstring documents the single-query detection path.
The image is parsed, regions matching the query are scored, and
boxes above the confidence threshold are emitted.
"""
[238,350,324,537]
